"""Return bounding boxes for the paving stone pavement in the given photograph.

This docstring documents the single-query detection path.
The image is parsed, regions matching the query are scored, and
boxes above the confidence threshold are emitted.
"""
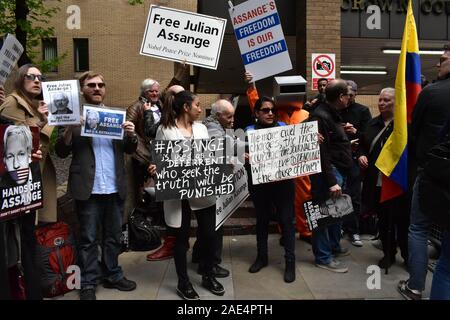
[52,234,433,300]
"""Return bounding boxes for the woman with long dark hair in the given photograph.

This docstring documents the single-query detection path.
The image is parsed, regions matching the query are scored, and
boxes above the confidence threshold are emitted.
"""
[245,96,296,283]
[149,90,225,300]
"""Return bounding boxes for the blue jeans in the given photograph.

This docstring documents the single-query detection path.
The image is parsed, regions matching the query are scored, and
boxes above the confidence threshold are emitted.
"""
[430,231,450,300]
[312,167,345,264]
[408,174,431,291]
[76,194,124,289]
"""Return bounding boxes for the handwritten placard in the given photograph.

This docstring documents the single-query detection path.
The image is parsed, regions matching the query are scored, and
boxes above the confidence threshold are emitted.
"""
[0,34,24,85]
[152,138,234,201]
[248,122,321,185]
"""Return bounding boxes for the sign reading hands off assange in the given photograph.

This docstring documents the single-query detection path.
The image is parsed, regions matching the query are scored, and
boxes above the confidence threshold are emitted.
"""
[140,5,227,69]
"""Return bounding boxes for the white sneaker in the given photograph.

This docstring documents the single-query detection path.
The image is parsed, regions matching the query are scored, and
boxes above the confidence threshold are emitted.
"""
[351,234,363,247]
[316,259,349,273]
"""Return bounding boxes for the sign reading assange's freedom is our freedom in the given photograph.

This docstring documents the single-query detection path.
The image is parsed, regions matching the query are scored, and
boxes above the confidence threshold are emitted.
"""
[229,0,292,81]
[248,122,321,185]
[140,5,227,69]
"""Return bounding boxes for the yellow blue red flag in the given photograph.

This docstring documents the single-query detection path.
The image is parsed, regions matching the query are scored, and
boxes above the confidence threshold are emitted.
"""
[375,0,421,202]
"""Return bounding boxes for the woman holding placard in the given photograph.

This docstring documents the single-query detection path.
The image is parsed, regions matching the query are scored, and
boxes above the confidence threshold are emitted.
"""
[245,96,297,283]
[148,90,224,300]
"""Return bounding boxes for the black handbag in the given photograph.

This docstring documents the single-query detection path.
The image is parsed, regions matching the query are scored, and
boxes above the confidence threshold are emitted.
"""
[419,141,450,229]
[128,208,162,252]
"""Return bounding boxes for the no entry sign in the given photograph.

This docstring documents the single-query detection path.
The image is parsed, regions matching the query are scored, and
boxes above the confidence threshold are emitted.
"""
[311,53,335,90]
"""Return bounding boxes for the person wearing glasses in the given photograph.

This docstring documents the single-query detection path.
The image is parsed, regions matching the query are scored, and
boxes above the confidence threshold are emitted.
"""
[55,71,138,300]
[0,64,57,299]
[244,96,297,283]
[308,79,353,273]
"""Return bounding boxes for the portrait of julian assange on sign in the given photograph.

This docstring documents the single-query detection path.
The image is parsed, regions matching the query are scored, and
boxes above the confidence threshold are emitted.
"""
[42,80,81,126]
[140,5,227,69]
[81,105,126,140]
[0,125,43,222]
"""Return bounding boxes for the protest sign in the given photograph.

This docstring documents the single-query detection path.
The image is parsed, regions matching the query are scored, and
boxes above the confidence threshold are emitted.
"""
[303,194,354,231]
[140,5,227,69]
[248,122,321,185]
[81,105,125,140]
[0,125,43,222]
[215,165,249,230]
[0,34,24,85]
[311,53,335,90]
[42,80,81,126]
[152,137,234,201]
[229,0,292,81]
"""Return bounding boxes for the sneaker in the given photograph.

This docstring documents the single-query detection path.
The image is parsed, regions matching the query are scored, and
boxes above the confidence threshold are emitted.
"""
[79,288,96,300]
[332,247,350,257]
[316,259,348,273]
[397,280,422,300]
[103,277,137,291]
[201,276,225,296]
[177,282,200,300]
[351,234,363,247]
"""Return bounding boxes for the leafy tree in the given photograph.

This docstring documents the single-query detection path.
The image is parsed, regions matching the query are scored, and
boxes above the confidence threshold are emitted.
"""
[0,0,63,71]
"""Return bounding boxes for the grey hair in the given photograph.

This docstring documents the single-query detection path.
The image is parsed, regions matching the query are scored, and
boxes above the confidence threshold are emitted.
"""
[3,125,33,156]
[86,109,100,121]
[380,87,395,96]
[210,99,232,118]
[346,80,358,92]
[140,78,160,96]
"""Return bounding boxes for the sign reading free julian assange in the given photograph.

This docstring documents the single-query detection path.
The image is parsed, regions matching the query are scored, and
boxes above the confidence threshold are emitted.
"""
[140,5,227,69]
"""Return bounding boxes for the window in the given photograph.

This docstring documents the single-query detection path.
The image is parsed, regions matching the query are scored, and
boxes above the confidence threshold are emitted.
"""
[42,38,58,72]
[73,38,89,72]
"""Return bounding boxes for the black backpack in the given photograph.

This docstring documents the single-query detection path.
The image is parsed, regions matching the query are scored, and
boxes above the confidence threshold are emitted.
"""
[418,140,450,229]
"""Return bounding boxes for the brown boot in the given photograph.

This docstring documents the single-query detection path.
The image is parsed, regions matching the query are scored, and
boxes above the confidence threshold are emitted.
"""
[146,236,175,261]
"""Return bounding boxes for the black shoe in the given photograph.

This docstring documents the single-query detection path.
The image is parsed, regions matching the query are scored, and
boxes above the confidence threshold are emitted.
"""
[79,288,96,300]
[201,276,225,296]
[177,282,200,300]
[284,261,296,283]
[198,264,230,278]
[103,277,137,291]
[248,257,268,273]
[378,256,396,269]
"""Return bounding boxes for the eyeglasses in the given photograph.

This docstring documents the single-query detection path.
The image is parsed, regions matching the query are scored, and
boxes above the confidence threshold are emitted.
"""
[259,108,276,114]
[24,74,44,82]
[85,83,105,89]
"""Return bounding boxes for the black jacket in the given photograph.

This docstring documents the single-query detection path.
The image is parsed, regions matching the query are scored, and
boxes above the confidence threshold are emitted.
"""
[411,77,450,169]
[309,102,352,188]
[339,102,372,141]
[359,115,393,209]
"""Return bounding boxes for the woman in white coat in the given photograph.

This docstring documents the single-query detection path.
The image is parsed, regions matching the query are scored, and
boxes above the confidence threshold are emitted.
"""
[149,90,224,300]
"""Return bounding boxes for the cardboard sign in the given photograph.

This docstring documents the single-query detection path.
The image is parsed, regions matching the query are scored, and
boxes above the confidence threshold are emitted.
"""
[0,34,24,85]
[81,105,126,140]
[0,125,43,222]
[215,164,249,230]
[303,194,354,231]
[229,0,292,82]
[140,5,227,69]
[42,80,81,126]
[248,122,321,185]
[151,138,234,201]
[311,53,335,90]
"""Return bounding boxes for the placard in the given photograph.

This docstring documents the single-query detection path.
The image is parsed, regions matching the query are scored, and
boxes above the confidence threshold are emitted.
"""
[0,34,24,85]
[140,5,227,69]
[81,105,125,140]
[42,80,81,125]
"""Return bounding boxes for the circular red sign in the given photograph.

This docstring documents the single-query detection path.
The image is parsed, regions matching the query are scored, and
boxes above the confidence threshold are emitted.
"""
[313,55,335,77]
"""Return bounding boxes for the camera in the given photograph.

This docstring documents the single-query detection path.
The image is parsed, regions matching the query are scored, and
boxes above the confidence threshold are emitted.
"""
[316,61,331,71]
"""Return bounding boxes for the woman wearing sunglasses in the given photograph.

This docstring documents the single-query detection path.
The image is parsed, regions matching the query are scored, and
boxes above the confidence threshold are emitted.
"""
[0,64,57,299]
[245,96,296,283]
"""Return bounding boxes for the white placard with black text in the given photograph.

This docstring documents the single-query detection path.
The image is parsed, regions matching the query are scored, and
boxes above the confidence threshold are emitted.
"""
[42,80,81,126]
[0,34,24,85]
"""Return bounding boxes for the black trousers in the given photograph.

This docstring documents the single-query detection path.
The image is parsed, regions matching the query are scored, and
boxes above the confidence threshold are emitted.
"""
[377,195,410,262]
[343,158,361,235]
[192,226,223,265]
[174,201,216,285]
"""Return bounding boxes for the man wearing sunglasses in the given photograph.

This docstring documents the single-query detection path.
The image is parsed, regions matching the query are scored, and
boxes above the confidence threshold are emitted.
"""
[398,44,450,300]
[55,71,138,300]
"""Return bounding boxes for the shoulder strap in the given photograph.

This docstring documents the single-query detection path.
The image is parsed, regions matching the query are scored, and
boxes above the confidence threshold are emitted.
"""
[369,120,392,154]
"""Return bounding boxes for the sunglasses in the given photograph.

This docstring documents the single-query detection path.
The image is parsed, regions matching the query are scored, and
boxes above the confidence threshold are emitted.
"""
[24,74,44,82]
[259,108,276,114]
[85,82,105,89]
